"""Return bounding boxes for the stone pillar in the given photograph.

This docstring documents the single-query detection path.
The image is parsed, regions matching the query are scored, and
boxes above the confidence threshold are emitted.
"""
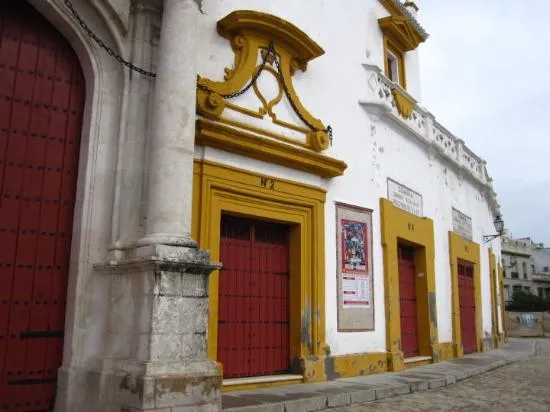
[139,0,199,249]
[90,1,222,411]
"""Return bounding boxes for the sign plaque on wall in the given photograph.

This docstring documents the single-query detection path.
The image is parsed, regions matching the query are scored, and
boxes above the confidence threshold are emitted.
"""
[387,178,423,217]
[452,207,473,240]
[336,202,374,331]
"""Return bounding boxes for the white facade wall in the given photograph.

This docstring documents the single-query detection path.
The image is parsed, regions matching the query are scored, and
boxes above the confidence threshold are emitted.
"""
[194,0,502,355]
[12,0,505,409]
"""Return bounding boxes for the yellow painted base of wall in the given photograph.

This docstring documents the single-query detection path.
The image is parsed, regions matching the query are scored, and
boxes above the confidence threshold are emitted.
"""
[438,342,455,361]
[302,352,389,382]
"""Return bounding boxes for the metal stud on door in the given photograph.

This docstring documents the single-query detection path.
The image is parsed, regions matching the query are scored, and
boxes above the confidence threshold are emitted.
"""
[0,2,84,410]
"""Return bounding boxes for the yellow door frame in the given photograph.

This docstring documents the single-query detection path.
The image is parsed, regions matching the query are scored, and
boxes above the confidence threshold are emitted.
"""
[448,231,483,357]
[380,199,438,371]
[192,159,327,379]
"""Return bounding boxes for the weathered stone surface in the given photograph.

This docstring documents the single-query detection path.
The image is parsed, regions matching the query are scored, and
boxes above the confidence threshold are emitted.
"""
[326,391,351,407]
[283,395,327,412]
[349,389,376,403]
[373,384,410,400]
[155,374,222,408]
[331,339,550,412]
[219,339,536,411]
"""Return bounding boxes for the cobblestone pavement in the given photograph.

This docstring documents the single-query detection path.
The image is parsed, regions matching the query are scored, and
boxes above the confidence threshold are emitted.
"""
[331,339,550,412]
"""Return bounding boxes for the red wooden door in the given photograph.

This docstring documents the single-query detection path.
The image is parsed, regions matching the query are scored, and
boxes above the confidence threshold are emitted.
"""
[398,245,419,358]
[218,216,290,378]
[0,2,84,410]
[458,262,476,354]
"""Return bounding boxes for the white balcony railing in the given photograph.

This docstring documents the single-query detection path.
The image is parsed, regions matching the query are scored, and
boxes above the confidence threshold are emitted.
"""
[360,64,499,214]
[533,273,550,283]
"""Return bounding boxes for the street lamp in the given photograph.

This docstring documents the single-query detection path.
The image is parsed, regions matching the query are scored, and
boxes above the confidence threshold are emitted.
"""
[483,215,505,243]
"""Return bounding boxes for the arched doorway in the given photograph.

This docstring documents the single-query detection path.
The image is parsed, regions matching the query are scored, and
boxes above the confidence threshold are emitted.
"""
[0,1,85,409]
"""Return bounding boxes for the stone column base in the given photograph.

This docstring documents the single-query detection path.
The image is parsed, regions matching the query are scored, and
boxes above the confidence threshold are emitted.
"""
[55,361,221,412]
[55,243,222,412]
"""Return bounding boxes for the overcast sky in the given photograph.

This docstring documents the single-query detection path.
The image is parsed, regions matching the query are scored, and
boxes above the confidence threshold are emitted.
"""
[418,0,550,245]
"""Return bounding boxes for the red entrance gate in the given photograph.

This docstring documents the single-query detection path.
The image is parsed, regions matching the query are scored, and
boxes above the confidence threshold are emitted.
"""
[217,215,290,378]
[398,245,419,358]
[0,2,84,410]
[458,261,477,354]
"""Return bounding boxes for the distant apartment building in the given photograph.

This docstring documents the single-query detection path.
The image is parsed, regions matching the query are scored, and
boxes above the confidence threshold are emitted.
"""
[532,245,550,299]
[501,235,535,302]
[502,234,550,302]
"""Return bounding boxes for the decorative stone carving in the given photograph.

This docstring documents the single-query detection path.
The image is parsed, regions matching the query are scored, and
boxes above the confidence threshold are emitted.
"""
[196,10,331,153]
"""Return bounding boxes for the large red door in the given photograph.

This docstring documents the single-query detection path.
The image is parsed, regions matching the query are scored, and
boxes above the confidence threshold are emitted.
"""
[217,215,290,378]
[0,2,84,410]
[458,261,477,354]
[398,245,419,358]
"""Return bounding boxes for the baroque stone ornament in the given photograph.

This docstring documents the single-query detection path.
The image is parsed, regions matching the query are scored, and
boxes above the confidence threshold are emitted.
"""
[196,10,331,152]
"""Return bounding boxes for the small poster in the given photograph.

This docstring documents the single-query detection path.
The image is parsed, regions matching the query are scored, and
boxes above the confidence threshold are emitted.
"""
[335,202,374,331]
[342,220,368,274]
[343,274,370,308]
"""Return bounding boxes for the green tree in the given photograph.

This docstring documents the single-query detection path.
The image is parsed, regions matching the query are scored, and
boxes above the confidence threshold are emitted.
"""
[506,290,550,312]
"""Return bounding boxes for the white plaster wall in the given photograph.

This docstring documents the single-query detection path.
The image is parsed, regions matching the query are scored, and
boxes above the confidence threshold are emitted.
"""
[194,0,499,355]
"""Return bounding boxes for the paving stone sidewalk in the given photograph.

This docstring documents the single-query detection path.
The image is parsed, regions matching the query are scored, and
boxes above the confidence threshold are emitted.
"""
[222,339,536,412]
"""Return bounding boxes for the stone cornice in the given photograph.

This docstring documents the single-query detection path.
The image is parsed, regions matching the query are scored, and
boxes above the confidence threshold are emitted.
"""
[378,0,429,40]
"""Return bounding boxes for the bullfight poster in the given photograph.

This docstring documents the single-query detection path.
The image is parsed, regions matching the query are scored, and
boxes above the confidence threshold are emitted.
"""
[336,202,374,331]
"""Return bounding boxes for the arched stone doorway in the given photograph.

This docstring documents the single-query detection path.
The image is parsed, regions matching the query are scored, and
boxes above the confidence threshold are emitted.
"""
[0,1,85,409]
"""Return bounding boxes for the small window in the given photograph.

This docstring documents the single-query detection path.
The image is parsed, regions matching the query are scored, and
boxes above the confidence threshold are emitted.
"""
[544,266,549,272]
[511,271,519,279]
[539,288,544,298]
[386,49,400,83]
[384,41,406,88]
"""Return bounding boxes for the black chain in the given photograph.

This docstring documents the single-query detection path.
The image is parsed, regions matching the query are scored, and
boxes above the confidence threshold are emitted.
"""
[199,41,333,144]
[198,41,276,99]
[64,0,332,143]
[63,0,157,78]
[271,44,333,144]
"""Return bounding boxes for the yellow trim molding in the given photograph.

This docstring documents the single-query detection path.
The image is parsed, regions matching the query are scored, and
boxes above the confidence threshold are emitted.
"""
[489,249,499,348]
[448,232,483,357]
[380,198,438,371]
[196,118,347,178]
[438,342,455,362]
[192,160,328,382]
[379,15,425,52]
[391,88,414,118]
[197,10,331,152]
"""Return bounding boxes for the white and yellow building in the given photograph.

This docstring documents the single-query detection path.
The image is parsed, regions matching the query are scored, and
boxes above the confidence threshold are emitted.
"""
[0,0,507,410]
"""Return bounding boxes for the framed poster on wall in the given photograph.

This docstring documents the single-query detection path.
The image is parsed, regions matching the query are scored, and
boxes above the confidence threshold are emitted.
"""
[336,202,375,331]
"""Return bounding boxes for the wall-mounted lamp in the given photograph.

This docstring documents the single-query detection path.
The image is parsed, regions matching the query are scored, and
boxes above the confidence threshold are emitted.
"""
[483,215,505,243]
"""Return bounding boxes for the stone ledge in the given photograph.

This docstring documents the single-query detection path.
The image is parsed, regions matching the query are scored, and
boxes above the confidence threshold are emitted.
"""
[222,339,536,411]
